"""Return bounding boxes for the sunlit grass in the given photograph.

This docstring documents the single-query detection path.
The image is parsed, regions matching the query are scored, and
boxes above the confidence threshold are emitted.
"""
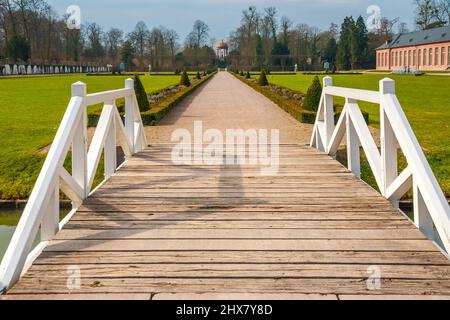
[0,74,183,199]
[266,73,450,197]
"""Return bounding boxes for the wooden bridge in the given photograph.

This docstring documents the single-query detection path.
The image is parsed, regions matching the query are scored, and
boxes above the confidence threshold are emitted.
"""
[1,72,449,300]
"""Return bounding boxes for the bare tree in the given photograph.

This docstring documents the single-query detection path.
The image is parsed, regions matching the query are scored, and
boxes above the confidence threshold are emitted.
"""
[436,0,450,24]
[187,20,209,49]
[84,22,104,60]
[128,21,149,68]
[377,17,399,41]
[398,22,410,33]
[106,28,123,64]
[414,0,440,29]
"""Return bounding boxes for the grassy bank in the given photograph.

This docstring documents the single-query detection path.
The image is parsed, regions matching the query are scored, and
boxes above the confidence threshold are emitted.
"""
[265,73,450,197]
[0,74,185,199]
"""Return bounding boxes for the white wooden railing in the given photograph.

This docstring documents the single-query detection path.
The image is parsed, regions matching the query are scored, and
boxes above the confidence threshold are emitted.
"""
[0,78,147,293]
[311,77,450,256]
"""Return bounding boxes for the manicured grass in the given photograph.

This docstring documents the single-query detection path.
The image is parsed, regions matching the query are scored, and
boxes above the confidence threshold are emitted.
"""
[265,73,450,197]
[0,74,184,199]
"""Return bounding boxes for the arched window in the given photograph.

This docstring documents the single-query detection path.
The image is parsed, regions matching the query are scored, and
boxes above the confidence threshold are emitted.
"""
[435,47,439,66]
[448,46,450,66]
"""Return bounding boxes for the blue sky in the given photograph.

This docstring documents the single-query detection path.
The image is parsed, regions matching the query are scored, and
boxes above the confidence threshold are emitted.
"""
[49,0,415,42]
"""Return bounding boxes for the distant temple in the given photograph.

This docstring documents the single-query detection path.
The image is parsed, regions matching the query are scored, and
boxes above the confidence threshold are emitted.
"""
[216,40,229,59]
[376,26,450,72]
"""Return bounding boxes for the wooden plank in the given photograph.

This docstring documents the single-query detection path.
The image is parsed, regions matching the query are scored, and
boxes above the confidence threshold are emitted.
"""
[152,293,338,300]
[81,198,392,205]
[63,219,414,230]
[93,187,379,194]
[42,239,438,252]
[0,293,152,300]
[53,228,426,241]
[69,212,404,221]
[35,250,450,266]
[8,278,450,296]
[338,295,450,300]
[22,263,450,280]
[77,204,398,213]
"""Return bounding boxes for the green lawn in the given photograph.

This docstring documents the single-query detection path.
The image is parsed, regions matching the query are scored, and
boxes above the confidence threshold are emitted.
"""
[0,74,183,199]
[265,73,450,197]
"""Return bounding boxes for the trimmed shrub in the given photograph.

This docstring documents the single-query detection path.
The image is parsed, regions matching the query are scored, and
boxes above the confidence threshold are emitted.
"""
[88,72,217,127]
[179,70,191,87]
[240,71,245,76]
[230,72,369,126]
[196,71,201,80]
[245,71,251,79]
[258,71,269,86]
[140,73,216,125]
[134,74,150,112]
[303,76,322,112]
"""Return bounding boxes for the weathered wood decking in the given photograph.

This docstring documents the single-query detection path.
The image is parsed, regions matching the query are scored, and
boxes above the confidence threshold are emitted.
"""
[3,72,450,300]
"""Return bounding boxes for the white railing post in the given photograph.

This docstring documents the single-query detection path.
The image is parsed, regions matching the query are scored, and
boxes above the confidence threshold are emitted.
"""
[323,77,334,148]
[346,99,361,178]
[104,101,117,178]
[414,180,435,240]
[125,78,135,152]
[40,179,59,241]
[71,82,88,202]
[380,78,398,201]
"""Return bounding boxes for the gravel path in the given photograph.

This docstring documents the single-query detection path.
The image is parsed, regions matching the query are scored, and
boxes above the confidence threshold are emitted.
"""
[145,72,313,144]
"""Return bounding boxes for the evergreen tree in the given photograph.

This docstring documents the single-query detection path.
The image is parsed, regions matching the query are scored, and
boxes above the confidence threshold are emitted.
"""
[134,74,150,112]
[180,70,191,86]
[258,71,269,86]
[6,36,31,62]
[337,17,356,70]
[303,76,322,112]
[354,16,369,69]
[323,38,338,66]
[121,41,135,70]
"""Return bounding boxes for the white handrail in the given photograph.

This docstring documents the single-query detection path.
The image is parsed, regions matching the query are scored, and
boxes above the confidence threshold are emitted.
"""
[0,78,147,293]
[311,77,450,256]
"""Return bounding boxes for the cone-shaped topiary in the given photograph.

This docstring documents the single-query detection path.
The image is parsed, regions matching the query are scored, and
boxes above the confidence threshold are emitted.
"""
[240,71,244,76]
[196,71,201,80]
[179,70,191,87]
[303,76,322,112]
[258,71,269,86]
[134,74,150,112]
[246,71,251,79]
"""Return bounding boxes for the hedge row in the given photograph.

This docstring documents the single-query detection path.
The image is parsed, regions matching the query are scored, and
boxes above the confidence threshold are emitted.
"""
[231,73,369,125]
[88,72,216,127]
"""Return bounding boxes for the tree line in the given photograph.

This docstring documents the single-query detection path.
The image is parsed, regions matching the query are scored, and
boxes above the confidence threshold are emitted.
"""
[228,2,450,71]
[0,0,216,70]
[1,0,449,71]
